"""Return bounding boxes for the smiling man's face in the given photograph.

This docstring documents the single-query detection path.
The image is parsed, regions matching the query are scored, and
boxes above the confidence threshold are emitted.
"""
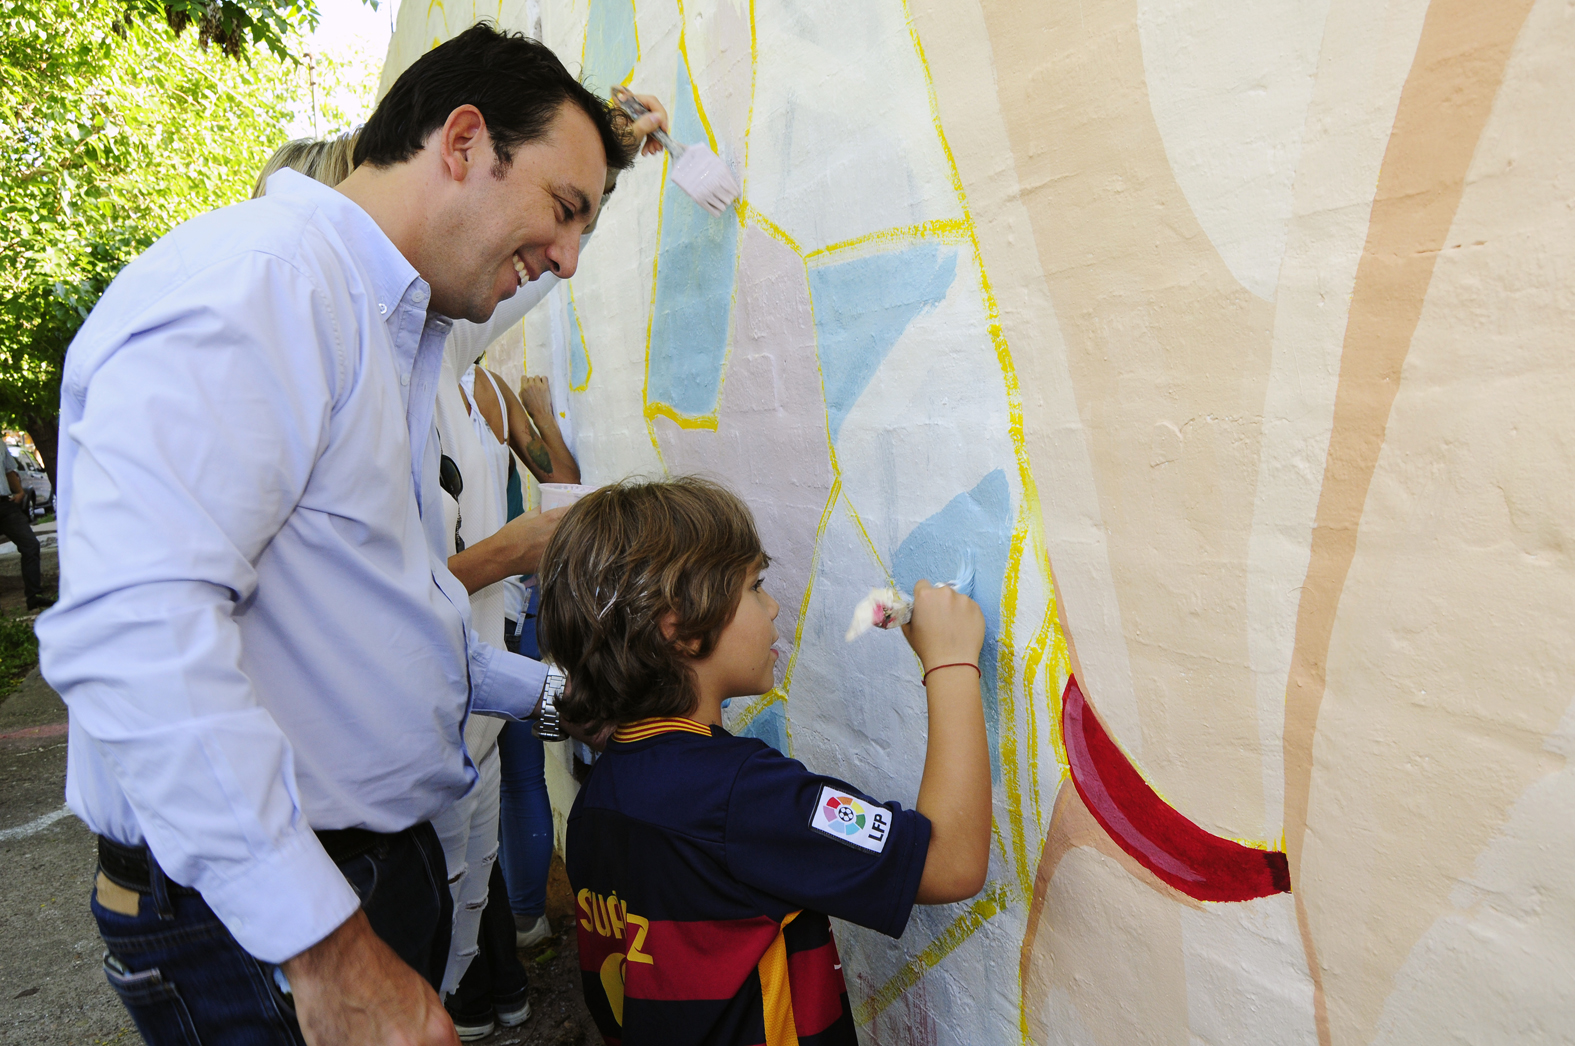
[428,101,607,323]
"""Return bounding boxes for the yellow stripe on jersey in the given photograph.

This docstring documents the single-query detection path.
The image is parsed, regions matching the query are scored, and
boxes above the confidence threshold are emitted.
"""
[758,911,802,1046]
[612,717,713,742]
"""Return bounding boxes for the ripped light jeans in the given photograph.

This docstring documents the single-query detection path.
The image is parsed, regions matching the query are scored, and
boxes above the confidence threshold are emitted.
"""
[432,739,502,996]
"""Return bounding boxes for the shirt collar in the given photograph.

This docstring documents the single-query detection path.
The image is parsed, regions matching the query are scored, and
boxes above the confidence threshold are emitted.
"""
[611,718,717,744]
[265,168,432,326]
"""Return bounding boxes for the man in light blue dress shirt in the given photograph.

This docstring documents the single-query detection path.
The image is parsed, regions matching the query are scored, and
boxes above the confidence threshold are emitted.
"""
[35,24,658,1046]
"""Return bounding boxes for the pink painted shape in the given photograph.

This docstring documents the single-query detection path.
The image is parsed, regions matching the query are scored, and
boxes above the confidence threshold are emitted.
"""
[654,226,835,683]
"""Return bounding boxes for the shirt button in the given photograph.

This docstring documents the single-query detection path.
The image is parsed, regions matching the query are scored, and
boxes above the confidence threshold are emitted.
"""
[412,288,428,304]
[378,303,387,315]
[401,372,410,386]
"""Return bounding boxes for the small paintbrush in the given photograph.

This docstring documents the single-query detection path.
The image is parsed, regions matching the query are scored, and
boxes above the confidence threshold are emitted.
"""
[611,85,740,216]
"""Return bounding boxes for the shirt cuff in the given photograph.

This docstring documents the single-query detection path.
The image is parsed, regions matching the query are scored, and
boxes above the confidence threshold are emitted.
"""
[468,640,548,721]
[197,825,361,964]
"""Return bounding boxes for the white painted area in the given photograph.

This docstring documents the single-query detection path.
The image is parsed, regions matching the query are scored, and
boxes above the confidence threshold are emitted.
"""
[1371,700,1575,1044]
[832,251,1012,558]
[0,805,73,842]
[1136,0,1329,300]
[1244,0,1433,836]
[747,0,960,251]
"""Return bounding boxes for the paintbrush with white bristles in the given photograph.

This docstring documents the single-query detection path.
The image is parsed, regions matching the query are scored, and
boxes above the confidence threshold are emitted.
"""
[611,85,740,216]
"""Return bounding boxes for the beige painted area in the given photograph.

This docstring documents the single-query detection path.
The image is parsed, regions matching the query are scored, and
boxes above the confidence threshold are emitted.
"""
[1303,0,1575,1040]
[1247,0,1433,832]
[1022,846,1189,1046]
[1368,702,1575,1044]
[974,0,1275,840]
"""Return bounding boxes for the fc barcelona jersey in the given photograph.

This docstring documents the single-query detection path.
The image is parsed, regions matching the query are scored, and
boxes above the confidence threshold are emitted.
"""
[567,717,932,1046]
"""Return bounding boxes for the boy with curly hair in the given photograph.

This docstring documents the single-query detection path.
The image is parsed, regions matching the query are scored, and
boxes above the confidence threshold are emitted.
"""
[538,477,989,1046]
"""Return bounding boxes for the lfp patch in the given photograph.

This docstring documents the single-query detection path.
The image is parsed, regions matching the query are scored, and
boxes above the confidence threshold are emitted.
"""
[810,784,891,854]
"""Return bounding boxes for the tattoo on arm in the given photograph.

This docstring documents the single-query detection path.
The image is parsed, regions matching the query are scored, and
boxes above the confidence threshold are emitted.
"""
[526,439,553,475]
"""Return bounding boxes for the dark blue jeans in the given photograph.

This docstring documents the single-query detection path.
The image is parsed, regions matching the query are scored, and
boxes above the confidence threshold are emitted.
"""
[92,823,451,1046]
[499,607,552,921]
[496,718,552,919]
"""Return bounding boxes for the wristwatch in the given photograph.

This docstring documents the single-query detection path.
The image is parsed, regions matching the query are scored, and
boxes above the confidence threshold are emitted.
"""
[534,663,568,742]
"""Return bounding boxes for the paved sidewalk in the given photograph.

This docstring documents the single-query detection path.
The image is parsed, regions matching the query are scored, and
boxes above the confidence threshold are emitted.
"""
[0,671,132,1044]
[0,661,600,1046]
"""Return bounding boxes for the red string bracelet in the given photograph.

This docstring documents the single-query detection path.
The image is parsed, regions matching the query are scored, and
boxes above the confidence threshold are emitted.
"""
[922,662,981,685]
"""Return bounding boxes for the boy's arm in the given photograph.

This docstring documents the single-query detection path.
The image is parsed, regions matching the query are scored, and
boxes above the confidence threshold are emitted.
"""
[904,581,991,904]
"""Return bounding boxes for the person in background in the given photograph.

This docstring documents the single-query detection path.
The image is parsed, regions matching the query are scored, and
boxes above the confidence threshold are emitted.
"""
[474,372,577,954]
[40,24,646,1046]
[1,445,50,610]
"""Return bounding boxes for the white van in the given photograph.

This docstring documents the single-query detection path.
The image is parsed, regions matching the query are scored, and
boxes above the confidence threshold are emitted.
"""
[4,444,52,518]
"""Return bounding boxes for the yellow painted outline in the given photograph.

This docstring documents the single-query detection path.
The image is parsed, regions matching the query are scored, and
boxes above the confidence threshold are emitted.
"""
[674,4,721,154]
[739,201,802,254]
[804,218,972,265]
[640,36,745,453]
[566,284,593,392]
[741,0,759,198]
[643,400,718,431]
[852,882,1012,1027]
[848,0,1077,1030]
[729,476,844,750]
[640,150,671,472]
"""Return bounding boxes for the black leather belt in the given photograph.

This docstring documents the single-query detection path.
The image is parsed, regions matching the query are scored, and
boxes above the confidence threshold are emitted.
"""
[97,827,400,895]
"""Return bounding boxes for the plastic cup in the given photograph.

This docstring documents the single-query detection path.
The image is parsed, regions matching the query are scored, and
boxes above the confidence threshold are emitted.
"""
[539,483,597,511]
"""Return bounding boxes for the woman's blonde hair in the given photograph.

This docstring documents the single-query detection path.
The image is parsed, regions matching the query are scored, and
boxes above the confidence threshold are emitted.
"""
[250,131,360,197]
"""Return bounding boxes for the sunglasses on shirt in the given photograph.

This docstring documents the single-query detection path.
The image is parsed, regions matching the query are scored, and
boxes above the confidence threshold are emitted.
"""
[439,454,465,553]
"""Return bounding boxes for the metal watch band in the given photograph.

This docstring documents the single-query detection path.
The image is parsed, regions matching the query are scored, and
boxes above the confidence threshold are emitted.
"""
[534,664,568,742]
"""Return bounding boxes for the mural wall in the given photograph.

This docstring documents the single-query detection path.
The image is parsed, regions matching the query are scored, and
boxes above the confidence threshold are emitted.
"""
[382,0,1575,1042]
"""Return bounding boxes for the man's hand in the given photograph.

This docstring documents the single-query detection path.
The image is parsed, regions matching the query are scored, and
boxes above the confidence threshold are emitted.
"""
[447,507,567,594]
[8,490,23,506]
[282,910,459,1046]
[624,92,670,157]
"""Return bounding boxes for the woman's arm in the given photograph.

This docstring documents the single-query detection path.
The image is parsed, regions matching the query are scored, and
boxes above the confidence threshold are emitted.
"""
[503,374,580,484]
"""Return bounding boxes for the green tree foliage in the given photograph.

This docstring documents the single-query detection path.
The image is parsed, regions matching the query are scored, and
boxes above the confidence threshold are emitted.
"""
[0,0,368,482]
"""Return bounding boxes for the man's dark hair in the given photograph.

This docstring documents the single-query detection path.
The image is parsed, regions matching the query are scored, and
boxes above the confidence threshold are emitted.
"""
[537,478,769,732]
[354,22,635,173]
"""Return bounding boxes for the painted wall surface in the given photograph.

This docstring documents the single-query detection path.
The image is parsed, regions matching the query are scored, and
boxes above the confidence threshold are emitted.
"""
[382,1,1575,1042]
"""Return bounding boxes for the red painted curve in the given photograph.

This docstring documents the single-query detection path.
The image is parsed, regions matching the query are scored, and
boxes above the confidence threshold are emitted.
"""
[1061,676,1290,902]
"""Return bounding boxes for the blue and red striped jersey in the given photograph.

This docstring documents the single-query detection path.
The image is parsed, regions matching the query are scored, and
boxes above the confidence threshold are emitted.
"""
[567,717,932,1046]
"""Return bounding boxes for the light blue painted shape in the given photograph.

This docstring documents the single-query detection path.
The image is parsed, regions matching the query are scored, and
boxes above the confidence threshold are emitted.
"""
[893,469,1013,781]
[568,293,590,389]
[738,699,789,756]
[808,243,957,444]
[645,62,740,418]
[581,0,637,91]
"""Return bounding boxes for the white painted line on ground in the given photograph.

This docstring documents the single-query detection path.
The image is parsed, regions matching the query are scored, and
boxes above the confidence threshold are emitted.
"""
[0,805,73,841]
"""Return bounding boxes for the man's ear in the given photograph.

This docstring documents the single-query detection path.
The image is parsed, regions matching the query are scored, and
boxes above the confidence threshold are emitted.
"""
[437,104,489,183]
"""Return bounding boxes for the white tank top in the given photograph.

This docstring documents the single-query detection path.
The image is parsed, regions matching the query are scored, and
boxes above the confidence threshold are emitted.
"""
[435,349,514,758]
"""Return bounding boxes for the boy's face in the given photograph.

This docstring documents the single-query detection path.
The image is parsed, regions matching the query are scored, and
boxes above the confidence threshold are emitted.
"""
[694,563,780,702]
